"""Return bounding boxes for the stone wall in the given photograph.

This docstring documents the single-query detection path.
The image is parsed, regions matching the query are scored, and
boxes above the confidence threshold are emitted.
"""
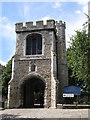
[56,21,68,103]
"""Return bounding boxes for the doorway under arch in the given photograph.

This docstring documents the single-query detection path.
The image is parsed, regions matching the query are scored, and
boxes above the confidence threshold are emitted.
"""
[22,77,45,108]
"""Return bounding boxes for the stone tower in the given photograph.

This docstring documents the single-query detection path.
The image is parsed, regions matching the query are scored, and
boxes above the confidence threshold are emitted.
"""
[7,19,68,108]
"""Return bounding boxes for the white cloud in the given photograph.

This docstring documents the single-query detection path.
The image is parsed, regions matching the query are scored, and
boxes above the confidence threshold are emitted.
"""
[66,15,87,48]
[0,60,7,66]
[65,0,89,48]
[77,0,88,14]
[3,23,15,41]
[77,0,89,5]
[1,0,90,2]
[83,4,88,14]
[24,5,30,18]
[2,17,15,41]
[1,17,16,62]
[41,16,51,24]
[75,10,81,14]
[53,2,61,8]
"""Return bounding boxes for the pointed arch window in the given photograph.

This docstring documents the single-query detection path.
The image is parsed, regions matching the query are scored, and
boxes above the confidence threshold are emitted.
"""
[26,33,42,55]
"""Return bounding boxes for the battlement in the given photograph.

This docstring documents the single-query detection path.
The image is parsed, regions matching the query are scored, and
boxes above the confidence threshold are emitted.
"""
[15,19,55,32]
[56,20,66,28]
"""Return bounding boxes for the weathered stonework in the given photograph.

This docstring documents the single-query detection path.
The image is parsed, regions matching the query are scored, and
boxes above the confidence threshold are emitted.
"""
[7,19,68,108]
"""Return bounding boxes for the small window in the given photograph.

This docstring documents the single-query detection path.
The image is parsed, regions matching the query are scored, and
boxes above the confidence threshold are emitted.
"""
[31,64,35,72]
[26,33,42,55]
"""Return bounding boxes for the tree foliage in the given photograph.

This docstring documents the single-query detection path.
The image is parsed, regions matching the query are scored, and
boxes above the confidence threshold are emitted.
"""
[2,59,12,98]
[67,23,89,92]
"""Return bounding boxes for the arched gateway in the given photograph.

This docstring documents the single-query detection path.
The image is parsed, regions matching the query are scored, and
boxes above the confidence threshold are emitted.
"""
[20,74,45,108]
[7,20,68,108]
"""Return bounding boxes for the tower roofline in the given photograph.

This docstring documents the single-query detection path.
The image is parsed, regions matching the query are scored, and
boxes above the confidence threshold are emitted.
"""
[15,19,55,32]
[15,19,66,32]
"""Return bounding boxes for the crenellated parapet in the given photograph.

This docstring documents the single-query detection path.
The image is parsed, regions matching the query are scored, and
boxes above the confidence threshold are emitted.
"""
[56,20,66,29]
[56,20,66,37]
[15,19,55,32]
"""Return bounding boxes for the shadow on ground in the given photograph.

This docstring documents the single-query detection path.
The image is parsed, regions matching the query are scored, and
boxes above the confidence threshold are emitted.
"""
[1,114,19,120]
[0,115,89,120]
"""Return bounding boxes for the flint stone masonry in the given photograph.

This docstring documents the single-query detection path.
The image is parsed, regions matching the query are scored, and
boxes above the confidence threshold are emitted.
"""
[8,19,68,108]
[15,20,55,32]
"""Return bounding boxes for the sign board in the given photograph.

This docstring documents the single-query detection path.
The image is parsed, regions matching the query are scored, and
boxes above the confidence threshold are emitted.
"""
[64,86,81,96]
[63,93,74,97]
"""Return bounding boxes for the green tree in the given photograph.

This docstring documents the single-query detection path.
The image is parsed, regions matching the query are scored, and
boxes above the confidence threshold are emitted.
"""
[2,59,12,98]
[67,24,89,92]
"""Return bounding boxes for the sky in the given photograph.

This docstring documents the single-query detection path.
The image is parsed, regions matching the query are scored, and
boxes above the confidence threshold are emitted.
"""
[0,0,89,65]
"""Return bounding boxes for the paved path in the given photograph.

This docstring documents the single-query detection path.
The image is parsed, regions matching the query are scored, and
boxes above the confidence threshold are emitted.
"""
[0,109,89,120]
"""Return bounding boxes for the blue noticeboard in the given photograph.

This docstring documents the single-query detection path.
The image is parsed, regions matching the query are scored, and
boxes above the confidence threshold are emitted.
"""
[64,86,81,96]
